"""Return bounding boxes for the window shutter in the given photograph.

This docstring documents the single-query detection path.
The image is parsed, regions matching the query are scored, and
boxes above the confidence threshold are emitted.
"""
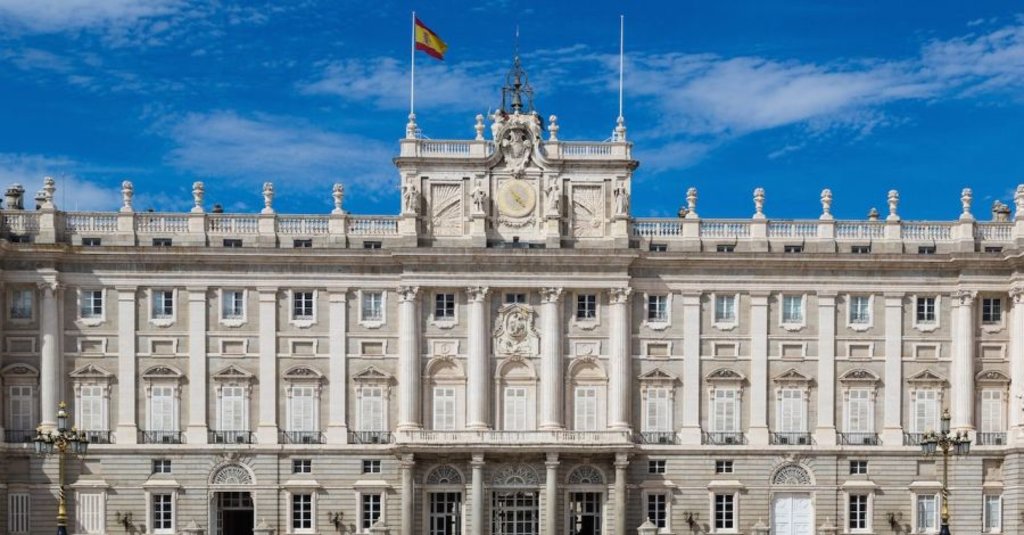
[645,388,671,432]
[150,386,176,431]
[79,386,106,431]
[8,493,29,534]
[847,389,872,433]
[359,387,384,431]
[574,387,597,431]
[780,389,804,432]
[981,391,1003,433]
[713,389,738,433]
[9,385,34,431]
[290,386,317,432]
[221,386,246,431]
[504,387,527,430]
[433,387,456,430]
[76,492,104,534]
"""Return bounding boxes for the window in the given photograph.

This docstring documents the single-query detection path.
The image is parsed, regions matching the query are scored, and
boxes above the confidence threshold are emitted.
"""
[219,386,247,432]
[916,494,938,533]
[851,245,871,254]
[849,296,870,325]
[981,390,1004,433]
[291,493,314,533]
[434,293,456,320]
[982,298,1002,324]
[152,459,172,474]
[505,293,526,304]
[152,238,172,247]
[363,241,382,249]
[647,294,668,322]
[576,294,597,320]
[714,494,735,531]
[8,234,30,243]
[849,460,867,475]
[714,295,736,323]
[778,388,806,433]
[8,385,34,433]
[574,386,598,431]
[82,237,102,246]
[360,493,383,532]
[362,291,384,322]
[357,387,385,431]
[151,493,174,534]
[711,389,739,432]
[151,290,174,319]
[715,460,734,474]
[223,238,243,248]
[293,291,315,320]
[362,460,382,474]
[75,491,105,534]
[149,386,177,432]
[644,388,671,432]
[918,245,936,255]
[8,492,29,534]
[783,245,803,253]
[289,386,317,432]
[293,459,312,474]
[846,389,873,434]
[222,290,245,320]
[648,460,666,474]
[913,390,940,434]
[80,289,103,319]
[647,493,669,530]
[10,288,33,320]
[782,295,803,324]
[503,386,528,431]
[77,385,107,433]
[293,239,312,248]
[848,494,869,532]
[432,387,456,430]
[983,494,1002,533]
[649,243,667,252]
[716,244,735,253]
[916,297,937,324]
[984,246,1003,253]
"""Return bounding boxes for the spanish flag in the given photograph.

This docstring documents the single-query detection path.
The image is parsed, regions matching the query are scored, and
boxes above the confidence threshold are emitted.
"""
[415,17,447,60]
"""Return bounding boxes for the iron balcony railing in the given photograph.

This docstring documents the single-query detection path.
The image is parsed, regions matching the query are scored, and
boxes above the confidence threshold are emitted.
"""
[281,431,325,445]
[976,432,1007,446]
[349,431,393,445]
[636,432,678,445]
[209,430,255,444]
[139,431,183,444]
[839,433,879,446]
[4,429,35,443]
[770,432,814,446]
[702,432,746,445]
[82,430,113,444]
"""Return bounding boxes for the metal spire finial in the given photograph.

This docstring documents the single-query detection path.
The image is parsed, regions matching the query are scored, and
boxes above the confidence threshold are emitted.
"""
[500,26,534,114]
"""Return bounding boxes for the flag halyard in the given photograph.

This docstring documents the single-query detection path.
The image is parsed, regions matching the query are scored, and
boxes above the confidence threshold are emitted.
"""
[414,17,447,60]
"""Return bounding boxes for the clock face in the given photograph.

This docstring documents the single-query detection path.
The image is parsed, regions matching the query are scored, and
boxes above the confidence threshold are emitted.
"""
[497,180,536,217]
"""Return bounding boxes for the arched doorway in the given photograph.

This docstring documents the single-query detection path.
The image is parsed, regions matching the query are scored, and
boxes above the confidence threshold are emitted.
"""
[566,465,606,535]
[491,464,541,535]
[770,464,814,535]
[425,465,464,535]
[210,464,255,535]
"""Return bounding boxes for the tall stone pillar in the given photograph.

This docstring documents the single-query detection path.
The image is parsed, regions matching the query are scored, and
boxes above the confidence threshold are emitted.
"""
[38,282,59,430]
[397,286,421,431]
[116,286,138,444]
[186,287,208,444]
[881,293,904,445]
[614,453,629,535]
[680,292,702,444]
[327,289,350,443]
[748,292,770,445]
[466,288,491,430]
[1009,287,1024,444]
[608,288,632,431]
[951,289,977,432]
[540,287,564,430]
[256,288,279,444]
[470,454,485,535]
[545,453,559,535]
[400,454,415,535]
[815,292,837,445]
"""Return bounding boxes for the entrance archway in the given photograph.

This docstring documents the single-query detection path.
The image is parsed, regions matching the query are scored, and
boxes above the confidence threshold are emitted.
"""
[209,463,256,535]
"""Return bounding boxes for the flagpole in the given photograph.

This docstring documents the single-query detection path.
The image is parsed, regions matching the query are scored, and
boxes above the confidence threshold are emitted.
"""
[618,14,624,121]
[410,11,416,117]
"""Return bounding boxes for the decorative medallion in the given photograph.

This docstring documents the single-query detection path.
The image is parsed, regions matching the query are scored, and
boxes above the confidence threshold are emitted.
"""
[493,303,540,357]
[497,179,536,218]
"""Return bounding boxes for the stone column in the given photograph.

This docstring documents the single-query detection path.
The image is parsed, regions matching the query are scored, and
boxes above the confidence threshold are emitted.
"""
[116,286,138,444]
[815,292,837,445]
[466,288,491,430]
[470,454,485,535]
[327,290,349,443]
[38,282,59,430]
[1009,287,1024,445]
[186,287,208,444]
[681,291,702,444]
[951,289,977,433]
[748,292,770,445]
[608,288,632,431]
[545,453,559,535]
[256,288,278,444]
[397,286,421,431]
[882,293,904,445]
[540,287,564,430]
[400,454,415,535]
[614,453,629,535]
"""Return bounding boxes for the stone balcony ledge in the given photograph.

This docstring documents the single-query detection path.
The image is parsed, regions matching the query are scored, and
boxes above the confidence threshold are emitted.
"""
[394,429,633,448]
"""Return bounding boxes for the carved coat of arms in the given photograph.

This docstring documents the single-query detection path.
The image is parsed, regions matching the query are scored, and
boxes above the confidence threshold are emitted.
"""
[493,303,539,357]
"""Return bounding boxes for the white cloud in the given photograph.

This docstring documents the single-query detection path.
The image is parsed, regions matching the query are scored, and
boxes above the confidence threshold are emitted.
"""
[0,153,121,211]
[0,0,183,33]
[921,22,1024,96]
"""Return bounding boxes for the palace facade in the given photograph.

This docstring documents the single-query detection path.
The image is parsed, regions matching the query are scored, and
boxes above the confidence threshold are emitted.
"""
[1,61,1023,535]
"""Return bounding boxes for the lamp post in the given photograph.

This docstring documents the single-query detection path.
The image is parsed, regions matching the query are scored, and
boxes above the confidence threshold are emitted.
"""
[33,401,90,535]
[919,409,970,535]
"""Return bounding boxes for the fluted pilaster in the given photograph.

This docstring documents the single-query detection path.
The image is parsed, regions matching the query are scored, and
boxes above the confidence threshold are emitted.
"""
[540,287,564,430]
[116,286,138,444]
[608,288,632,431]
[466,287,491,430]
[681,292,701,444]
[186,287,208,444]
[397,286,421,431]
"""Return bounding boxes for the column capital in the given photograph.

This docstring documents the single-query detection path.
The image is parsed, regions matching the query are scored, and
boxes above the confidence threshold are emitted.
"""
[545,452,559,466]
[397,285,420,302]
[328,289,349,303]
[816,290,838,300]
[466,286,490,302]
[399,454,416,469]
[1011,285,1024,305]
[257,287,279,298]
[540,287,563,303]
[884,291,906,301]
[608,287,632,305]
[614,452,630,469]
[36,280,60,293]
[952,289,977,306]
[749,291,771,304]
[470,453,485,467]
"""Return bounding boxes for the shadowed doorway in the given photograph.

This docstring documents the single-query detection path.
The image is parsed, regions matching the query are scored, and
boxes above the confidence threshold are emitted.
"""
[215,492,254,535]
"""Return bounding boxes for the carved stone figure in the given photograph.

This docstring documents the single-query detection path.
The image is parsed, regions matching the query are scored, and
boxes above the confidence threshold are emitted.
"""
[402,183,419,215]
[613,180,629,217]
[544,176,561,217]
[820,188,832,220]
[262,182,275,214]
[121,181,134,212]
[192,181,205,213]
[332,183,345,214]
[470,180,487,215]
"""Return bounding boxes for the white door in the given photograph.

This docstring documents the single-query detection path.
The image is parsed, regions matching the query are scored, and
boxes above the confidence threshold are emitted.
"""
[772,493,813,535]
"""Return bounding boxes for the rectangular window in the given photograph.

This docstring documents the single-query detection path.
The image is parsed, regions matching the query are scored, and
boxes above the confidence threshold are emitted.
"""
[783,245,803,253]
[574,386,598,431]
[222,290,245,320]
[851,245,871,254]
[712,389,739,432]
[505,293,526,304]
[8,385,34,432]
[647,295,668,322]
[913,390,940,434]
[362,460,382,474]
[434,293,456,320]
[76,492,105,534]
[983,495,1002,533]
[714,494,735,531]
[432,387,456,431]
[357,387,384,432]
[291,493,313,532]
[648,460,666,474]
[293,239,312,248]
[849,296,870,324]
[714,295,736,323]
[848,494,869,531]
[716,244,735,253]
[293,291,314,320]
[982,298,1002,324]
[644,388,671,432]
[8,492,30,534]
[846,389,873,434]
[152,459,172,474]
[362,291,383,321]
[503,386,528,431]
[916,297,937,323]
[363,241,382,249]
[78,385,106,432]
[981,390,1004,433]
[918,246,936,255]
[80,289,103,319]
[916,494,938,533]
[647,493,668,530]
[223,238,243,248]
[150,386,176,432]
[290,386,317,432]
[782,295,803,323]
[293,459,312,474]
[151,493,174,533]
[219,386,246,431]
[649,243,668,252]
[576,294,597,320]
[10,288,33,320]
[361,493,383,532]
[778,388,805,433]
[152,238,172,247]
[715,460,734,474]
[152,290,174,319]
[985,246,1003,253]
[82,237,102,246]
[849,460,868,475]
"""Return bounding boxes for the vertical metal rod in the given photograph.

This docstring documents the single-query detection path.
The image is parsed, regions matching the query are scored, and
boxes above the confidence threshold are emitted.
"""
[410,11,416,116]
[618,14,624,121]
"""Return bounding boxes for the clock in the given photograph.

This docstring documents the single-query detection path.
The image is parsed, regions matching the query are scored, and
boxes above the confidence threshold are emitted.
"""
[497,180,536,217]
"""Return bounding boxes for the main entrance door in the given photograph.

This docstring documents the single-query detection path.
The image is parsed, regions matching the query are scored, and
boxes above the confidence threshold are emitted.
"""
[772,493,813,535]
[569,492,602,535]
[215,492,254,535]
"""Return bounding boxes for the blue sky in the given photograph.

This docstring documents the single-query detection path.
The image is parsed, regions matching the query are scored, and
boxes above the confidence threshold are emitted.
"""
[1,0,1023,220]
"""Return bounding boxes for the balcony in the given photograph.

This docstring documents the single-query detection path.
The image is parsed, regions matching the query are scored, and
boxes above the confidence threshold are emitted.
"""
[281,431,325,444]
[4,429,35,443]
[635,432,679,445]
[209,430,255,444]
[395,430,633,447]
[702,432,746,445]
[976,432,1007,446]
[839,433,879,446]
[903,433,928,446]
[770,432,814,445]
[349,431,393,445]
[140,431,183,444]
[82,430,113,444]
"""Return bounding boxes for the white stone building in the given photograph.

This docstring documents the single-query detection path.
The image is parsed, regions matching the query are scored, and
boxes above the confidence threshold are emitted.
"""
[1,60,1022,535]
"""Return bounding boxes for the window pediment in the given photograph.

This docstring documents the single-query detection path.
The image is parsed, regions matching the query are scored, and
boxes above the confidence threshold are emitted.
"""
[773,368,812,385]
[424,355,464,380]
[706,367,745,384]
[907,369,947,387]
[69,364,114,385]
[568,356,606,382]
[213,365,254,383]
[976,369,1010,385]
[142,365,183,381]
[838,368,880,385]
[1,363,39,379]
[638,367,678,386]
[352,366,391,385]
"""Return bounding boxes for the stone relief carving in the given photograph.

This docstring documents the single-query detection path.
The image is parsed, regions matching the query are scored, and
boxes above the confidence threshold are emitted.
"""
[402,183,420,215]
[211,464,254,485]
[544,176,561,217]
[426,465,463,485]
[492,464,540,487]
[430,183,464,237]
[571,185,604,238]
[493,303,540,358]
[567,465,605,485]
[470,179,487,216]
[771,464,812,485]
[613,179,629,217]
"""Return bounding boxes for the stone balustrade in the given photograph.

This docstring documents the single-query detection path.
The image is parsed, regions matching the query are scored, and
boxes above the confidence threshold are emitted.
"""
[394,429,633,447]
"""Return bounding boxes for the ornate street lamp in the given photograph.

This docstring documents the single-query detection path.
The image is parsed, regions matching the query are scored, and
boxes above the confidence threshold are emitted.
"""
[33,401,90,535]
[919,409,970,535]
